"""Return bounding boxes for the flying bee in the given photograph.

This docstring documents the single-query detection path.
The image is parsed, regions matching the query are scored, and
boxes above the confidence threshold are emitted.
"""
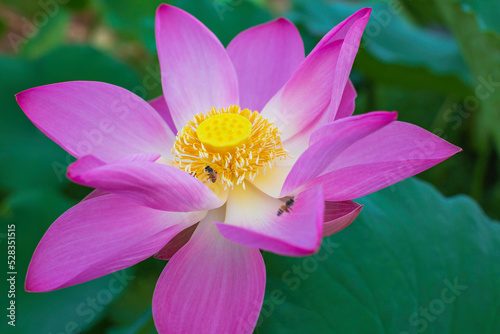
[277,197,295,216]
[204,165,218,183]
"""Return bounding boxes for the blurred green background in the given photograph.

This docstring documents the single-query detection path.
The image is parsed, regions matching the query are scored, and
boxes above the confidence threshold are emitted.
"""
[0,0,499,333]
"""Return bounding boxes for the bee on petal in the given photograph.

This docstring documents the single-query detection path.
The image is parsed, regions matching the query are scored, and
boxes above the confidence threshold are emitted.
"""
[277,198,295,216]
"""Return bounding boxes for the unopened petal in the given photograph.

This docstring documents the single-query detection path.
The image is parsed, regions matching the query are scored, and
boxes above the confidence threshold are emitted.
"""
[311,8,370,122]
[261,8,370,141]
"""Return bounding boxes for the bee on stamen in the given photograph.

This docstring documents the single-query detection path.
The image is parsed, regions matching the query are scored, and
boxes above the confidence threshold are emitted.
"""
[204,165,218,183]
[277,198,295,216]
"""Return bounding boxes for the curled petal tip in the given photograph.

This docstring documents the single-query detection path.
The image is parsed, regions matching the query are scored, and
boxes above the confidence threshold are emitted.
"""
[274,17,293,25]
[360,7,372,16]
[24,276,34,293]
[156,3,171,12]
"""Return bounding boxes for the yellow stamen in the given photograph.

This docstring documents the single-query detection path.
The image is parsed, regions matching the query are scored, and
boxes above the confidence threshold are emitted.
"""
[172,105,290,189]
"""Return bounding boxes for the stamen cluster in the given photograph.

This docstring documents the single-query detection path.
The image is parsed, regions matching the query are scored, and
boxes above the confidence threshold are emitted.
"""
[172,105,289,189]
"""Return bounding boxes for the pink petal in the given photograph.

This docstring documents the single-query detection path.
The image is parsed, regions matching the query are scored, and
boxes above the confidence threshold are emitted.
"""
[216,185,324,256]
[153,210,265,334]
[149,95,177,134]
[335,79,357,120]
[155,223,197,260]
[156,4,239,130]
[116,152,162,162]
[311,8,370,53]
[260,40,342,141]
[67,156,222,212]
[80,153,160,202]
[278,69,357,159]
[74,153,160,181]
[227,18,304,111]
[308,122,462,201]
[261,8,370,140]
[310,8,370,122]
[16,81,174,162]
[81,189,108,201]
[323,201,362,237]
[281,112,398,196]
[26,194,205,292]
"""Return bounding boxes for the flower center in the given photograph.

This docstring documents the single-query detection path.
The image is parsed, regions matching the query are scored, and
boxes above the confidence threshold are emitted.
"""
[196,113,252,152]
[172,105,289,190]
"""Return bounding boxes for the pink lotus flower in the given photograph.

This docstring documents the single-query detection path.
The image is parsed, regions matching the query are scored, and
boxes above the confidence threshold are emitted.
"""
[17,5,460,333]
